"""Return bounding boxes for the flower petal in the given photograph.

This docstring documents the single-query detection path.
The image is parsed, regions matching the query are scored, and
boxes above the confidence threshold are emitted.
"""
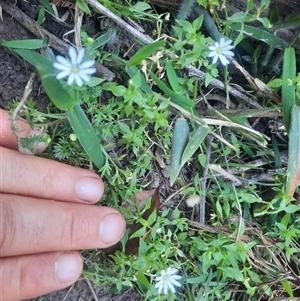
[219,54,229,65]
[68,47,78,65]
[79,73,91,83]
[80,60,95,70]
[76,48,85,65]
[208,51,217,58]
[74,74,83,87]
[54,62,71,71]
[79,67,97,75]
[56,70,70,79]
[67,73,75,85]
[222,39,233,47]
[55,56,71,67]
[212,54,219,64]
[222,50,234,57]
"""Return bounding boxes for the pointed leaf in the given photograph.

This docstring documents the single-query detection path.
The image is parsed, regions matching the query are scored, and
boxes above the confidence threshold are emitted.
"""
[0,39,45,49]
[181,125,210,167]
[282,47,296,133]
[127,40,165,66]
[170,117,189,186]
[286,104,300,198]
[67,103,105,169]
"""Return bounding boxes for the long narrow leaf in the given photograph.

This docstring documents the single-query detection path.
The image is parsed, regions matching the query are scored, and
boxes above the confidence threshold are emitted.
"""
[181,125,210,167]
[286,104,300,198]
[149,71,194,113]
[67,103,105,169]
[282,47,296,133]
[0,39,45,49]
[127,40,165,66]
[170,118,189,186]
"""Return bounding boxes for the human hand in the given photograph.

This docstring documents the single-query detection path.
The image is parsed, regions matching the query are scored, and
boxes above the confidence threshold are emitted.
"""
[0,109,126,301]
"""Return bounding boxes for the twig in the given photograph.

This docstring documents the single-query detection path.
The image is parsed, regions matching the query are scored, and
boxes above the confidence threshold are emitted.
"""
[85,276,99,301]
[1,1,115,81]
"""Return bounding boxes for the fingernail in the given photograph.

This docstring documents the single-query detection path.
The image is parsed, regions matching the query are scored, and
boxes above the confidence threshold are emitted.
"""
[55,252,83,283]
[75,177,104,202]
[100,213,125,244]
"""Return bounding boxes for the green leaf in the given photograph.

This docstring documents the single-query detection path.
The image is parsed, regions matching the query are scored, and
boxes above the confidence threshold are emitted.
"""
[38,67,76,110]
[38,0,55,15]
[76,0,91,15]
[170,117,189,186]
[127,40,165,66]
[166,61,180,93]
[281,279,294,297]
[282,48,296,133]
[91,32,112,50]
[0,39,46,49]
[126,66,152,94]
[135,271,150,290]
[149,71,194,113]
[67,103,105,169]
[285,204,300,213]
[230,23,286,48]
[181,125,210,167]
[13,49,55,73]
[37,7,45,25]
[286,104,300,197]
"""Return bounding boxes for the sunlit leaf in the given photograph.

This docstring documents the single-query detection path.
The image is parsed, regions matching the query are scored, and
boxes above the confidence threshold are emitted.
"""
[67,103,105,169]
[170,117,189,186]
[0,39,46,49]
[127,40,165,66]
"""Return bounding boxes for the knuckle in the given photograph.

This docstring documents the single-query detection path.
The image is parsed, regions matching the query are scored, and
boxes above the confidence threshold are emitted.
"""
[62,207,94,248]
[0,197,18,256]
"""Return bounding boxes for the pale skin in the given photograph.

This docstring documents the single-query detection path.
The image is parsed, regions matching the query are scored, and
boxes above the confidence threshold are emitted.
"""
[0,109,126,301]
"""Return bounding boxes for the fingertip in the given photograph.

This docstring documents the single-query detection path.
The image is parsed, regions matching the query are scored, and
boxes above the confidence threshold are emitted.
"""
[55,251,83,283]
[75,176,104,203]
[100,213,126,245]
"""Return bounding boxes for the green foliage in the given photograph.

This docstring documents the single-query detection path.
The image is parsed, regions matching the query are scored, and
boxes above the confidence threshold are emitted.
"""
[5,0,300,299]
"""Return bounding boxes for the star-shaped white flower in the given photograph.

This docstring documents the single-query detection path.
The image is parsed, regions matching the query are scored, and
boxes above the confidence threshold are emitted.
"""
[154,267,182,295]
[53,47,96,87]
[208,38,234,66]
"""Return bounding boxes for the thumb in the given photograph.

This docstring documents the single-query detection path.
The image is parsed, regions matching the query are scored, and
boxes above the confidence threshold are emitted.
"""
[1,251,83,301]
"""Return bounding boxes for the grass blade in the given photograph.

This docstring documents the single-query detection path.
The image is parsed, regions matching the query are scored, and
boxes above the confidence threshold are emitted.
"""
[286,104,300,198]
[181,125,210,167]
[282,47,296,133]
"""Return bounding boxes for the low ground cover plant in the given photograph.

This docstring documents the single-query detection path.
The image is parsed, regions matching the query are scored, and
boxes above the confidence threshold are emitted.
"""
[1,0,300,299]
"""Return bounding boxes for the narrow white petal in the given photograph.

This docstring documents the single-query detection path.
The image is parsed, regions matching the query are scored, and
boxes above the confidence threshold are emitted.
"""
[55,56,71,67]
[161,270,166,276]
[167,281,176,293]
[79,73,91,82]
[155,276,163,281]
[219,54,229,65]
[167,268,179,275]
[208,45,216,51]
[170,278,182,287]
[172,275,182,280]
[222,50,234,57]
[222,39,233,47]
[69,47,78,65]
[157,284,163,294]
[56,70,70,79]
[212,54,219,64]
[67,73,75,85]
[79,67,97,75]
[80,60,95,69]
[163,284,168,295]
[77,48,85,64]
[219,38,225,45]
[74,75,83,87]
[53,62,72,71]
[208,51,217,57]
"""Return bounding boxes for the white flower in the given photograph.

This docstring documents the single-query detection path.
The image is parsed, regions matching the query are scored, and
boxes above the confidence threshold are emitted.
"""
[53,47,96,86]
[154,267,182,295]
[208,38,234,66]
